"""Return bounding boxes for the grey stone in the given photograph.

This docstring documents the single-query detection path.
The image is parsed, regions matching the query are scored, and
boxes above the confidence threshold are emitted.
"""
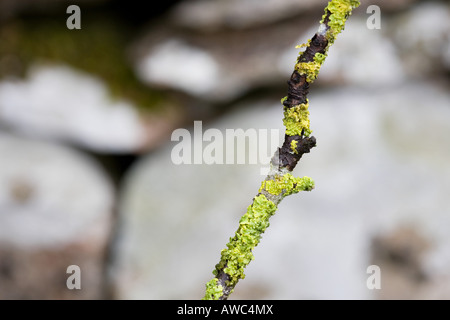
[169,0,322,31]
[0,133,114,299]
[389,2,450,77]
[132,17,314,102]
[168,0,421,31]
[0,64,181,154]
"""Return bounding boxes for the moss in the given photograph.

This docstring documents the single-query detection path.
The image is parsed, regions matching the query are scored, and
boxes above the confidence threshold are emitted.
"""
[283,101,311,137]
[202,278,223,300]
[213,195,277,285]
[260,173,315,196]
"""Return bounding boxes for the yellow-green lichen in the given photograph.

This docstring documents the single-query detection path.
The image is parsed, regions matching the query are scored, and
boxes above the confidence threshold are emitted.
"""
[283,101,311,137]
[214,195,277,285]
[320,0,360,44]
[296,61,320,83]
[260,173,315,197]
[285,0,360,139]
[295,39,311,52]
[202,278,223,300]
[295,52,328,83]
[314,52,327,64]
[290,140,299,154]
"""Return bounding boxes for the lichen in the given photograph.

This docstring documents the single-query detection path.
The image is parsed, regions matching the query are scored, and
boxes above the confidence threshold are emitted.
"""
[260,173,315,197]
[314,52,327,64]
[208,176,315,297]
[296,61,319,83]
[290,140,299,154]
[202,278,223,300]
[213,195,277,285]
[320,0,360,45]
[283,101,311,137]
[295,39,311,52]
[295,52,328,83]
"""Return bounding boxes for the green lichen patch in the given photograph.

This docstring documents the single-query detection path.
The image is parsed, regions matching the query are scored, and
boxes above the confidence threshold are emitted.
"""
[208,175,314,299]
[202,278,223,300]
[214,195,277,285]
[295,52,327,83]
[260,173,315,197]
[295,61,320,83]
[314,52,327,65]
[295,39,312,53]
[290,140,299,154]
[283,101,311,137]
[320,0,360,44]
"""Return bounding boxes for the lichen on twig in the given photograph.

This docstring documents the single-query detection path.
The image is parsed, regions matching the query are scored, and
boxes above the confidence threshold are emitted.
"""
[203,0,360,300]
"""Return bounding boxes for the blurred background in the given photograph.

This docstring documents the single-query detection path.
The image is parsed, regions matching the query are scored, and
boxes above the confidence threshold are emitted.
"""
[0,0,449,299]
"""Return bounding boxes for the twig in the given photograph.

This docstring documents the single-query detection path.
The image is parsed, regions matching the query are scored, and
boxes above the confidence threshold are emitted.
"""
[203,0,361,300]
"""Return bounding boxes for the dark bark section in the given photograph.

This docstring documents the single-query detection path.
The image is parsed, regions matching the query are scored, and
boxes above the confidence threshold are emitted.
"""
[278,20,331,173]
[282,9,331,110]
[283,71,309,107]
[299,33,329,63]
[278,135,317,171]
[283,33,328,109]
[279,31,328,170]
